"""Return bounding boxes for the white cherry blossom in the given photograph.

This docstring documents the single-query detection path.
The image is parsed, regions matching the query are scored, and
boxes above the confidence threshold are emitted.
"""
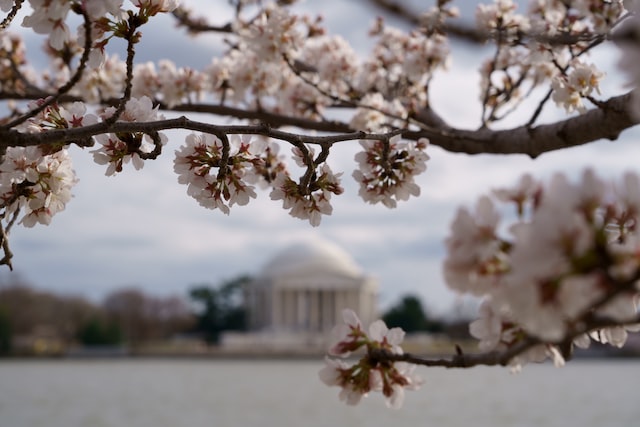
[0,147,77,227]
[443,195,504,296]
[353,136,429,208]
[322,310,422,408]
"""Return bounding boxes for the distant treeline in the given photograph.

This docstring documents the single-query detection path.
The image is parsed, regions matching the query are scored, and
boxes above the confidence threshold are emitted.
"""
[0,274,256,355]
[0,275,467,356]
[0,281,195,354]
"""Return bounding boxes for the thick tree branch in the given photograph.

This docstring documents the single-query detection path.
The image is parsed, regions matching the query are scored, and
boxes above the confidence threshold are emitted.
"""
[142,91,640,158]
[411,92,638,157]
[0,91,635,158]
[0,117,392,149]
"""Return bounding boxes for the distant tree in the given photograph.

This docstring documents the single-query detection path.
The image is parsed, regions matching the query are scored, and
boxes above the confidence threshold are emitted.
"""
[382,295,443,333]
[189,275,251,344]
[77,317,122,346]
[0,280,192,350]
[145,295,196,339]
[103,287,194,345]
[0,283,100,344]
[103,288,148,346]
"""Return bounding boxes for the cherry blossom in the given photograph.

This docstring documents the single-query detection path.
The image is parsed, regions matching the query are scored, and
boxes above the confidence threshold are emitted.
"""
[368,320,405,354]
[156,60,207,108]
[270,151,343,226]
[0,146,76,227]
[443,195,504,296]
[132,0,179,16]
[73,54,128,104]
[476,0,529,34]
[18,100,99,133]
[22,0,73,50]
[551,61,605,113]
[83,0,124,20]
[446,169,640,365]
[353,136,429,208]
[237,3,302,62]
[327,309,366,357]
[92,96,168,175]
[173,133,259,215]
[321,309,422,409]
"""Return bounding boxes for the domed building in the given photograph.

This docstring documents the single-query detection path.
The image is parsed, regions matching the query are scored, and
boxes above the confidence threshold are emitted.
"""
[222,238,378,352]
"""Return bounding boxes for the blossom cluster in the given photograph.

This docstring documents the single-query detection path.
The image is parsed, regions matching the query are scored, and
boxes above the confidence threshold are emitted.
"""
[18,99,98,134]
[20,0,177,69]
[92,96,168,176]
[0,0,629,232]
[0,146,76,227]
[353,136,429,208]
[236,3,303,62]
[1,97,428,229]
[551,60,604,113]
[360,17,451,109]
[2,0,628,130]
[0,100,98,227]
[319,309,422,409]
[173,134,346,226]
[10,0,454,131]
[444,170,640,369]
[173,131,428,224]
[173,133,259,215]
[270,158,344,227]
[476,0,618,122]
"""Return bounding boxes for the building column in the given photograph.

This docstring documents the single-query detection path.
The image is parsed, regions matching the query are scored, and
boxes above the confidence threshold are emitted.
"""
[322,290,333,332]
[271,285,280,331]
[287,290,296,331]
[282,290,289,330]
[296,290,306,331]
[309,290,319,332]
[333,290,343,325]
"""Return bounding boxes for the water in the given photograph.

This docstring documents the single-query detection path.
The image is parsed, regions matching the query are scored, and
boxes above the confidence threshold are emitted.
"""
[0,359,638,427]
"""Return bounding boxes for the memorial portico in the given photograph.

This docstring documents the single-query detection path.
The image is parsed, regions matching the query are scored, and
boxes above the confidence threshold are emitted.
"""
[244,239,378,335]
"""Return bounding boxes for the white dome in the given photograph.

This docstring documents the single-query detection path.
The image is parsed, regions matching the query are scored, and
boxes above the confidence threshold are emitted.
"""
[261,239,363,279]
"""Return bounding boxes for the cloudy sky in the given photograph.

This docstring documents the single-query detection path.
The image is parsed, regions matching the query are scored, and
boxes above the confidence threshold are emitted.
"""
[4,0,639,317]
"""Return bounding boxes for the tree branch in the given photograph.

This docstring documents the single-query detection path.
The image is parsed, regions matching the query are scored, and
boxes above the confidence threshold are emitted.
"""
[172,7,233,34]
[371,310,640,369]
[368,0,489,42]
[170,91,638,158]
[410,92,637,157]
[0,117,384,149]
[0,91,635,158]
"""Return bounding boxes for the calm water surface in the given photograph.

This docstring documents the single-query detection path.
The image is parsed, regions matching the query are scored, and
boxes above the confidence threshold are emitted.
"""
[0,359,638,427]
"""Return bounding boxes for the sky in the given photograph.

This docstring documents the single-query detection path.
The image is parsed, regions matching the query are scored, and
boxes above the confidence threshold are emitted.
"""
[3,0,640,317]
